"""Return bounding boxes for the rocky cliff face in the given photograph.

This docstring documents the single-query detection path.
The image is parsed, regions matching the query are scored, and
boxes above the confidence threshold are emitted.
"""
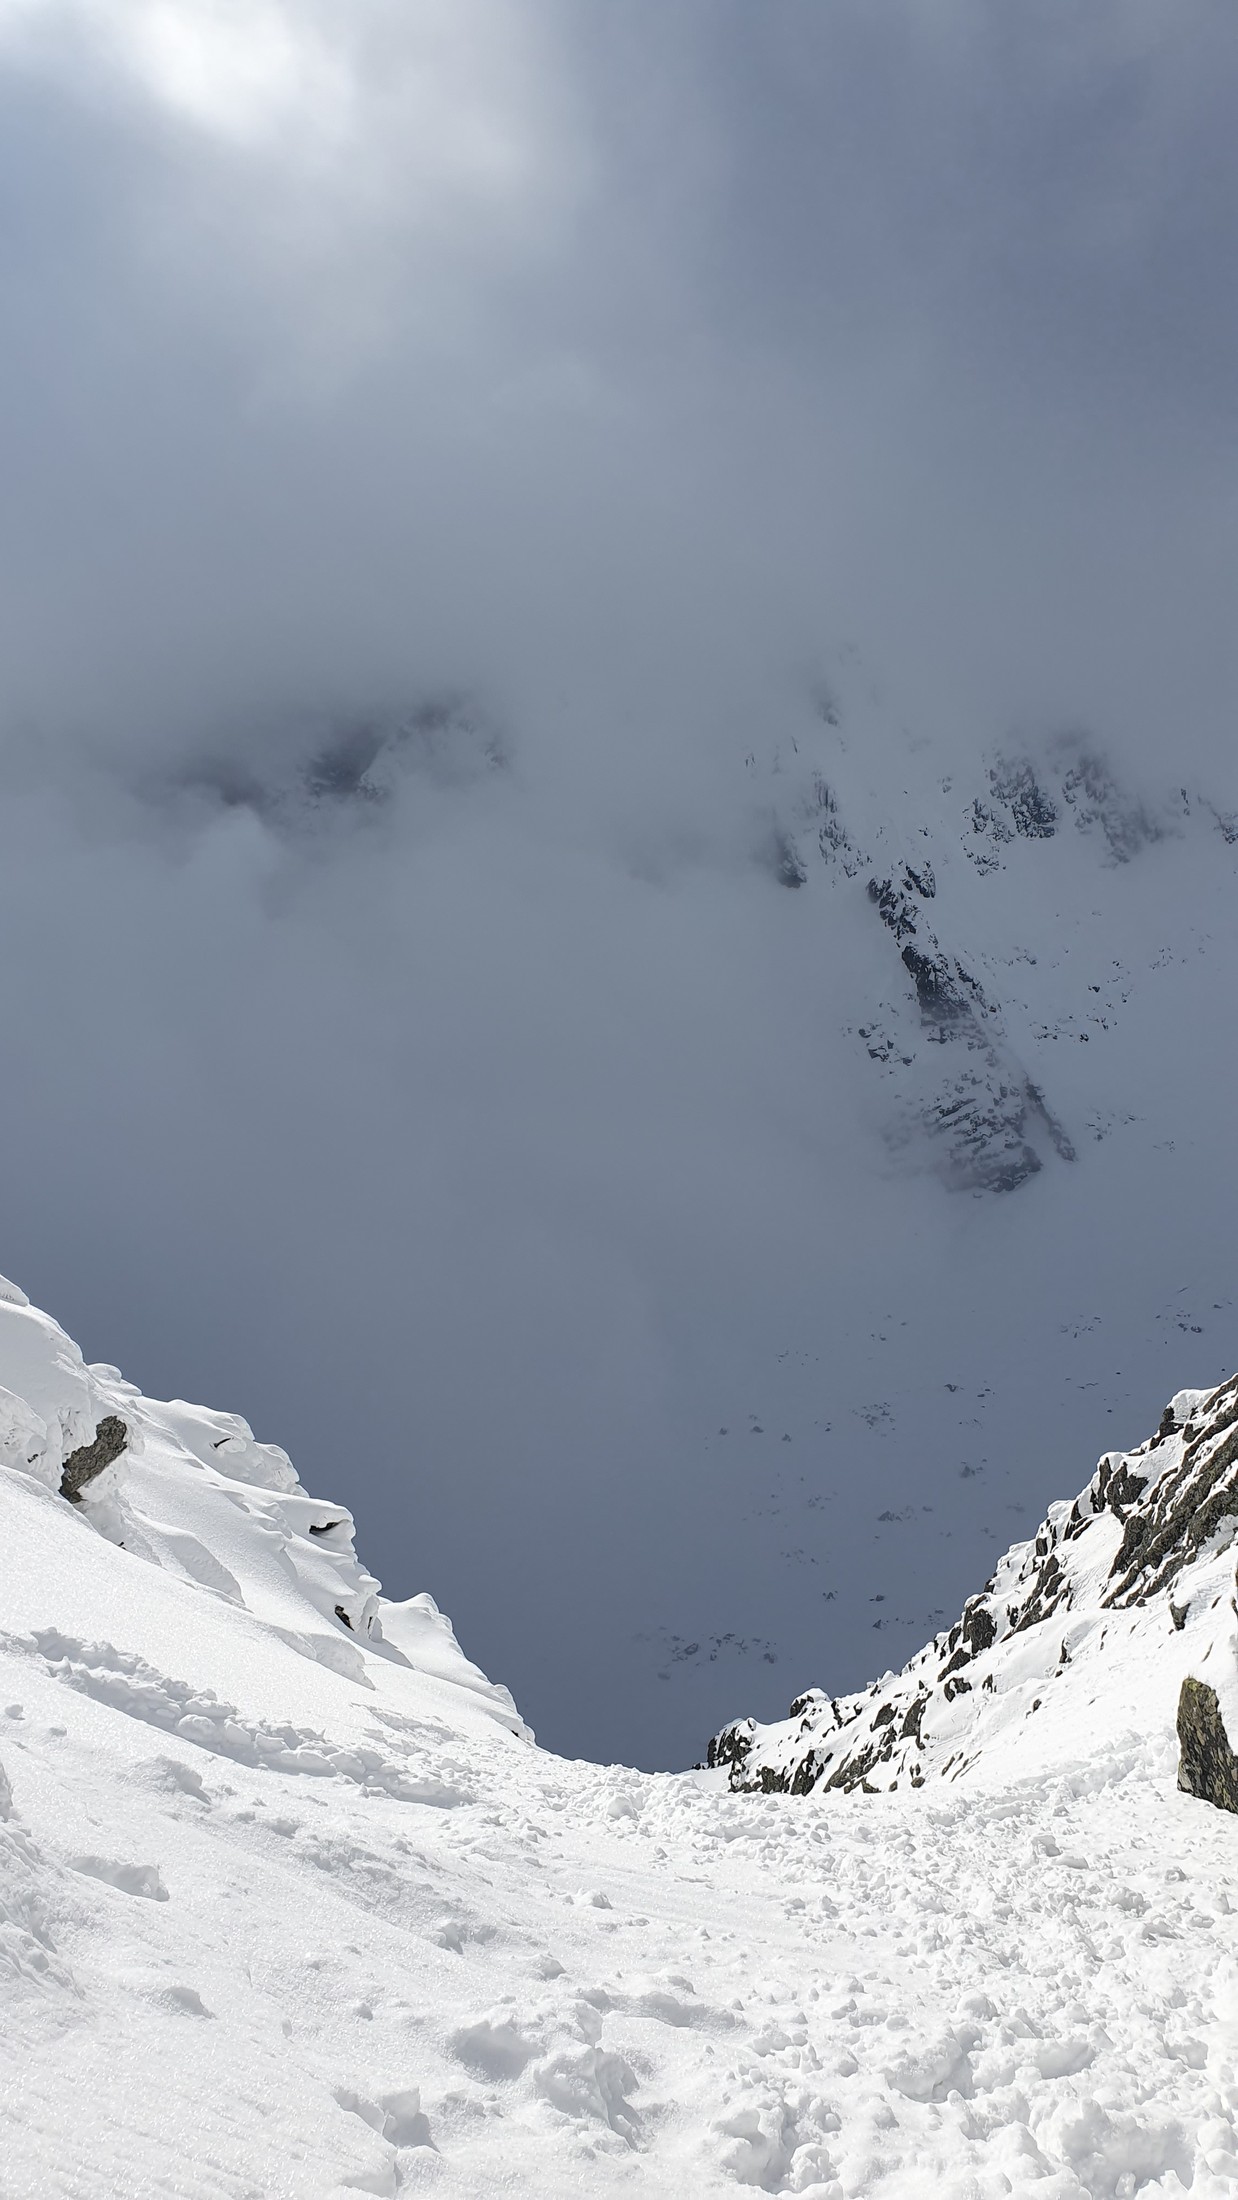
[709,1373,1238,1802]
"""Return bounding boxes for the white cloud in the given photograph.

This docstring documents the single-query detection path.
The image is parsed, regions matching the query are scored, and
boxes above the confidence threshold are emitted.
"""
[0,0,565,201]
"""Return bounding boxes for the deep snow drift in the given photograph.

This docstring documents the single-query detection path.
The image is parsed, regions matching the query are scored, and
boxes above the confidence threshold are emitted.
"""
[4,1279,1238,2198]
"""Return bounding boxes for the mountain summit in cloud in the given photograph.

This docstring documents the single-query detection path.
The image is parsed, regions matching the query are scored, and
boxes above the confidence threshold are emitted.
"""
[2,1,1237,1776]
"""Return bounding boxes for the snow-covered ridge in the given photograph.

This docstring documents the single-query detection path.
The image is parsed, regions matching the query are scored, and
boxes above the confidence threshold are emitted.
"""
[709,1374,1238,1796]
[0,1277,526,1740]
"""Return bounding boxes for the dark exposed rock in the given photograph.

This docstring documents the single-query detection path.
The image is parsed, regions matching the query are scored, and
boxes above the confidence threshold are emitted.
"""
[962,1601,997,1655]
[706,1720,754,1774]
[925,1072,1044,1195]
[1106,1464,1149,1518]
[858,1025,904,1066]
[1059,747,1161,864]
[823,1740,882,1794]
[711,1377,1238,1803]
[899,942,980,1029]
[867,877,919,946]
[900,1694,927,1742]
[60,1417,128,1504]
[1105,1379,1238,1606]
[989,758,1057,838]
[1177,1676,1238,1814]
[1005,1548,1069,1634]
[965,798,1012,872]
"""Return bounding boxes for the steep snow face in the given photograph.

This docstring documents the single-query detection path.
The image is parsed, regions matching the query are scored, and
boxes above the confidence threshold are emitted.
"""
[709,1375,1238,1798]
[752,691,1236,1197]
[7,1285,1238,2197]
[0,1280,525,1743]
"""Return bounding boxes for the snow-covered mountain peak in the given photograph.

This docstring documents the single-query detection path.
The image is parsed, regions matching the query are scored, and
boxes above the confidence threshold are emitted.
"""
[747,690,1238,1194]
[709,1372,1238,1800]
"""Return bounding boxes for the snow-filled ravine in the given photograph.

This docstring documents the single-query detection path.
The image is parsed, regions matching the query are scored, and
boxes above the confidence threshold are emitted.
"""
[4,1281,1238,2199]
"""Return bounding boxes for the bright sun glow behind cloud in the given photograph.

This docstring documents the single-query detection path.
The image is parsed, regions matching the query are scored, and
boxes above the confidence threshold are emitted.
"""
[108,0,350,146]
[0,0,578,393]
[0,0,557,200]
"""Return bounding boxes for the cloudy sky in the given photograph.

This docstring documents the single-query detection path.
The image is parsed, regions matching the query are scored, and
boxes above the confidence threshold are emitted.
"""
[1,0,1236,1765]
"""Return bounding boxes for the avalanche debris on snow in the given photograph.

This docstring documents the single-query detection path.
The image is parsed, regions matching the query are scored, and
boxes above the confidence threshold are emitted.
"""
[3,1281,1238,2197]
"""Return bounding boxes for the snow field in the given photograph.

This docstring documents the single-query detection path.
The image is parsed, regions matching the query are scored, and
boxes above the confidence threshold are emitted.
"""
[4,1655,1238,2198]
[2,1288,1238,2196]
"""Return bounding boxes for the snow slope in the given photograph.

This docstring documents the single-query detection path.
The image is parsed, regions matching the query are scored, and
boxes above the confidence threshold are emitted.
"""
[708,1375,1238,1800]
[4,1282,1238,2197]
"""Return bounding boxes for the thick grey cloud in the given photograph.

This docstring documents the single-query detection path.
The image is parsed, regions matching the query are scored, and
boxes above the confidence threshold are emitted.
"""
[0,2,1235,1764]
[3,0,1235,760]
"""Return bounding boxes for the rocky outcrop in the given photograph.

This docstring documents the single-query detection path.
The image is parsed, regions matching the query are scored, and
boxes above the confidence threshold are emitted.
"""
[1104,1376,1238,1604]
[987,756,1058,839]
[60,1416,128,1503]
[1059,747,1161,864]
[1177,1676,1238,1814]
[709,1377,1238,1799]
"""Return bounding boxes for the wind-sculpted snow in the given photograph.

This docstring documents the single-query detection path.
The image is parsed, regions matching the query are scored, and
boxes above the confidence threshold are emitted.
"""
[4,1278,1238,2195]
[0,1278,526,1740]
[709,1376,1238,1800]
[10,1630,471,1805]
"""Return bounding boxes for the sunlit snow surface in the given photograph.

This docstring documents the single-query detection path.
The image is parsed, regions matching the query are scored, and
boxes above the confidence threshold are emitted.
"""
[3,1283,1238,2198]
